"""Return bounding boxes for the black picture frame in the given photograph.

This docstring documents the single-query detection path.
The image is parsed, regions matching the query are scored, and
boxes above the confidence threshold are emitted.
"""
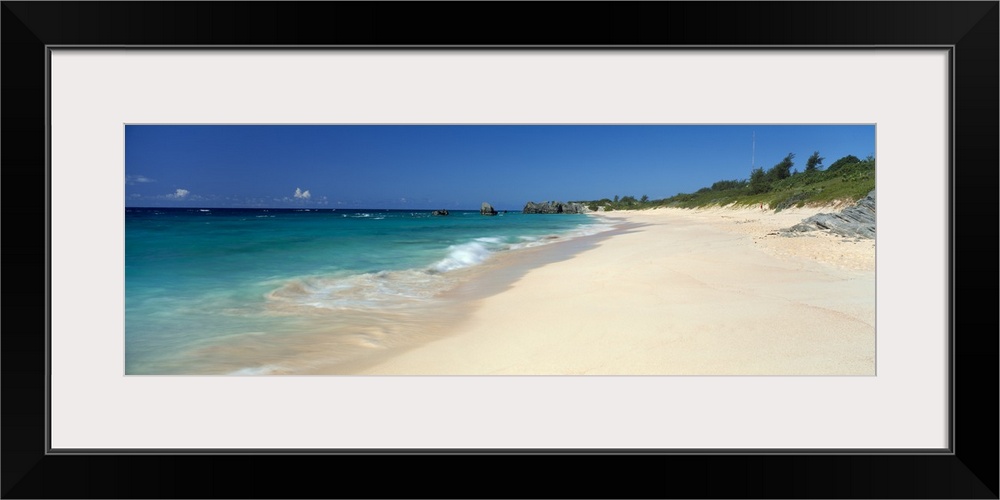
[3,2,997,498]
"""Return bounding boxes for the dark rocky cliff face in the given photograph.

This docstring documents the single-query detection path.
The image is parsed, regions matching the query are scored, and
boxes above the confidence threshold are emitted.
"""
[783,190,876,239]
[522,201,588,214]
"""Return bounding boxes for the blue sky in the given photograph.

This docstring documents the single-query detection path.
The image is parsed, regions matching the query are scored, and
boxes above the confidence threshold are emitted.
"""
[125,125,875,210]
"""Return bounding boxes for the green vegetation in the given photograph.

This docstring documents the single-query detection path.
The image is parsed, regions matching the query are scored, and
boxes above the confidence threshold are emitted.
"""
[805,151,824,172]
[825,155,861,173]
[578,153,874,212]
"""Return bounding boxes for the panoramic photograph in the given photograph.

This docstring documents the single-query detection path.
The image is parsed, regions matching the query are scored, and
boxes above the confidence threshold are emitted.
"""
[125,124,876,375]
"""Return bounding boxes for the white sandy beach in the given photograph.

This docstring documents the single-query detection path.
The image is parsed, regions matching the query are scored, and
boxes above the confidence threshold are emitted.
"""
[352,205,876,376]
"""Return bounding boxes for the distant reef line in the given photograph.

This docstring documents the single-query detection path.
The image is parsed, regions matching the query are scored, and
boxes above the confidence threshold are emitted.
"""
[521,201,590,214]
[429,200,592,215]
[129,204,594,214]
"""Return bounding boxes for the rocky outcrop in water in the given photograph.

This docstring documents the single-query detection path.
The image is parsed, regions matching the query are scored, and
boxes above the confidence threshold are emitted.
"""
[783,190,876,239]
[480,202,498,216]
[522,201,589,214]
[431,210,449,216]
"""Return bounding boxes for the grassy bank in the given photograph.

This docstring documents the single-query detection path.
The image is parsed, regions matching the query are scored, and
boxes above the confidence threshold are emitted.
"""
[577,156,875,212]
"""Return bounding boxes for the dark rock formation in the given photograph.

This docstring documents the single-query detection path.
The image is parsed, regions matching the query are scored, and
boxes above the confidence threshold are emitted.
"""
[480,202,497,216]
[783,190,876,239]
[522,201,589,214]
[431,210,449,216]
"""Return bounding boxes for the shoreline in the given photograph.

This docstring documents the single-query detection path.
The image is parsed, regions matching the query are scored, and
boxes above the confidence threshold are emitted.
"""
[348,204,876,375]
[296,222,631,374]
[128,211,617,375]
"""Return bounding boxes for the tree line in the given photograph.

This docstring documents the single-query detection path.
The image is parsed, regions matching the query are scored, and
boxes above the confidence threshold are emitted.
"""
[577,152,874,211]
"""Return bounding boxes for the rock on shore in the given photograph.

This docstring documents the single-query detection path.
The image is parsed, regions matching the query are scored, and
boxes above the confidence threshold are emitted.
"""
[783,190,876,239]
[522,201,589,214]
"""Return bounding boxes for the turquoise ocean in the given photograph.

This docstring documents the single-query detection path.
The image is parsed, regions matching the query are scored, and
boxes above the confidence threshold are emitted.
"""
[125,208,613,374]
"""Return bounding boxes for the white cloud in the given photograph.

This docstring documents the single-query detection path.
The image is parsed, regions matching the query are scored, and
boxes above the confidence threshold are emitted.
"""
[294,188,311,200]
[165,188,189,199]
[125,175,155,185]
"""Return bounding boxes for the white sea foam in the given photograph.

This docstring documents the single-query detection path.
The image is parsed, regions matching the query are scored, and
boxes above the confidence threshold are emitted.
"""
[266,269,451,312]
[265,220,617,313]
[431,241,498,272]
[573,221,617,236]
[429,221,617,272]
[227,365,283,375]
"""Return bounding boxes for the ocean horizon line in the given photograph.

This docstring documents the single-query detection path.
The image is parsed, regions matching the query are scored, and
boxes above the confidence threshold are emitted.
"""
[124,206,534,212]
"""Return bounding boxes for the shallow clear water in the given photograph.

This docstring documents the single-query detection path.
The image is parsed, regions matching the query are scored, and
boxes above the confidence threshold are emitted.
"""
[125,208,612,374]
